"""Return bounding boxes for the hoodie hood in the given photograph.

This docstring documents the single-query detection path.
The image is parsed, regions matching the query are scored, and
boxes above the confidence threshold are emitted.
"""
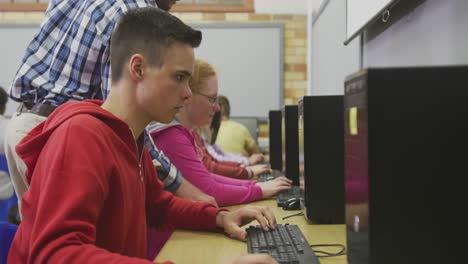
[146,119,181,135]
[16,100,133,184]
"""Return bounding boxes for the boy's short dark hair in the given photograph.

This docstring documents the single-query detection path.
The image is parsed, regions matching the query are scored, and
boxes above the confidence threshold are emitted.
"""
[110,7,202,82]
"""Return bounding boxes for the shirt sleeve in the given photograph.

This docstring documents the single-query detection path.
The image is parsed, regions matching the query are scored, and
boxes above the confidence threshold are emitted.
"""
[194,133,249,179]
[151,126,263,207]
[209,144,249,165]
[205,143,249,165]
[211,173,257,187]
[142,151,224,231]
[144,130,183,192]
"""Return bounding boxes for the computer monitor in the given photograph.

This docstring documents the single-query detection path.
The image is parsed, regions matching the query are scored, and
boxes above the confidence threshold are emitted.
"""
[268,110,282,171]
[282,105,300,186]
[299,96,345,224]
[344,66,468,264]
[230,116,258,143]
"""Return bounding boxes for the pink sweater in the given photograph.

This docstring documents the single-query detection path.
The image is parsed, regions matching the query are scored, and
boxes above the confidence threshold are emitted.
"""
[150,125,263,206]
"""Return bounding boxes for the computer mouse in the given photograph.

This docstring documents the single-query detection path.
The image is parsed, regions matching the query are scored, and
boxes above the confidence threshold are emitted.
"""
[282,198,301,210]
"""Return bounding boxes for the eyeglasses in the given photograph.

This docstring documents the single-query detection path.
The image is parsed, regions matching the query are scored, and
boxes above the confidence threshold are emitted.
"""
[194,91,218,105]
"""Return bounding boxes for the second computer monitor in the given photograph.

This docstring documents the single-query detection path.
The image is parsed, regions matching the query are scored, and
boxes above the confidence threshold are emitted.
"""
[299,96,344,224]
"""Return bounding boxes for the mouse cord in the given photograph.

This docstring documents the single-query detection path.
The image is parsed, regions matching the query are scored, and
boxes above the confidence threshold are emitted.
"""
[282,212,304,220]
[310,243,347,258]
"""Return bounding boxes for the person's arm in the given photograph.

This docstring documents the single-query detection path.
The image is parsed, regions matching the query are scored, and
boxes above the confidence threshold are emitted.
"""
[211,173,255,187]
[173,177,218,207]
[248,143,261,155]
[206,142,249,165]
[247,153,265,165]
[143,150,223,231]
[144,130,217,206]
[144,162,279,264]
[146,163,279,241]
[243,127,261,156]
[151,126,263,206]
[194,133,250,179]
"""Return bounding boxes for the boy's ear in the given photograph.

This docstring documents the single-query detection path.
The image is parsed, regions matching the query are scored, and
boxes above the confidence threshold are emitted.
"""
[128,54,145,80]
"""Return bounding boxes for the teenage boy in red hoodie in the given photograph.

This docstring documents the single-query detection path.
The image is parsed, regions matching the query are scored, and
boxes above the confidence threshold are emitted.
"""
[8,7,278,264]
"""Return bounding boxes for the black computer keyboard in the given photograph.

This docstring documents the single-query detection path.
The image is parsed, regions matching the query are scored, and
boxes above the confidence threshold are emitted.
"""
[257,170,283,182]
[246,224,320,264]
[277,186,303,206]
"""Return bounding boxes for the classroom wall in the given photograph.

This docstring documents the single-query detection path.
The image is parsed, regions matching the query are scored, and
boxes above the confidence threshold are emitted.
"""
[309,0,468,95]
[255,0,307,15]
[0,4,308,113]
[309,0,361,96]
[364,0,468,67]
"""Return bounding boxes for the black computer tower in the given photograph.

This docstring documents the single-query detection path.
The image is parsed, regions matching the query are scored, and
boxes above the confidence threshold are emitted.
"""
[268,110,283,171]
[299,96,344,224]
[283,105,300,186]
[344,66,468,264]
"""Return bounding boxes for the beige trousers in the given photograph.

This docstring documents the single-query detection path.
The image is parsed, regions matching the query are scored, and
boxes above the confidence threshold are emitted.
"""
[4,112,46,215]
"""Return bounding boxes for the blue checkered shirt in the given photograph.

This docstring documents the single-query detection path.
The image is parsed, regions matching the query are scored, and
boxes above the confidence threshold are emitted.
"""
[8,0,182,192]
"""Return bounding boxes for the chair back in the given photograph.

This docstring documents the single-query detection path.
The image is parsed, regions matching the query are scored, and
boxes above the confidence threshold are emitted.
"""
[0,221,17,264]
[0,154,17,222]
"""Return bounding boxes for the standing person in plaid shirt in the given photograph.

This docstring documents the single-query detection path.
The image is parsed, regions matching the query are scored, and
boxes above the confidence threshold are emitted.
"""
[4,0,216,216]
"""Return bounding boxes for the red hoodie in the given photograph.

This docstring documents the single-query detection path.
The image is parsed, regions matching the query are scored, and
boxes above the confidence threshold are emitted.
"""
[8,100,222,264]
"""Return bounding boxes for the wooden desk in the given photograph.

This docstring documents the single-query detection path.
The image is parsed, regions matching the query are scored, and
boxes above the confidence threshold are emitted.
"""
[155,199,347,264]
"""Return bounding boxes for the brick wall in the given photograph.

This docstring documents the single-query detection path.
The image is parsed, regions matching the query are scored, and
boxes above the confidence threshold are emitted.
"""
[0,11,307,106]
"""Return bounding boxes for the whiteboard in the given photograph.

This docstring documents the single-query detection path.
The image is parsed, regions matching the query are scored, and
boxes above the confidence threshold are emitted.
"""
[192,23,283,118]
[346,0,395,43]
[0,23,283,118]
[0,24,41,117]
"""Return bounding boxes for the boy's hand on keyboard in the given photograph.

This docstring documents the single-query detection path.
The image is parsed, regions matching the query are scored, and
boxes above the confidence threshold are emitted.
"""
[226,254,279,264]
[216,205,277,241]
[256,177,292,198]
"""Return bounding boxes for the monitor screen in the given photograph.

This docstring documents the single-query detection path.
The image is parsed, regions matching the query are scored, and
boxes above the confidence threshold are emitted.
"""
[230,116,258,142]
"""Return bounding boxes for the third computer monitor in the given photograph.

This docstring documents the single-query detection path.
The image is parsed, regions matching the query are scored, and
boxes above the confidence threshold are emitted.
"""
[268,110,283,172]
